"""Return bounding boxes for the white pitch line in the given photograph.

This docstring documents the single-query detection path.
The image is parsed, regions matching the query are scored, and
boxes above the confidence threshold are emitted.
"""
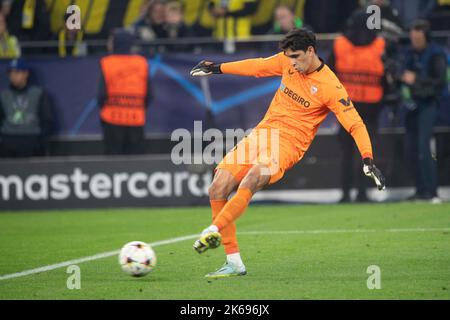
[1,227,449,281]
[239,228,450,235]
[0,234,198,281]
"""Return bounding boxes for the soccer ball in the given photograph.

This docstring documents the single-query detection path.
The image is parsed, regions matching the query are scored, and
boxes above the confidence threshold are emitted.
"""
[118,241,157,277]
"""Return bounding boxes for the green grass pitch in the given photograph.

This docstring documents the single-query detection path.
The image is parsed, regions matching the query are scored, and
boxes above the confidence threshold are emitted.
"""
[0,203,449,300]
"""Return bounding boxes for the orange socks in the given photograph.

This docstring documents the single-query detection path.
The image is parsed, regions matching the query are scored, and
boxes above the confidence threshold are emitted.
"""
[210,188,253,255]
[210,199,239,254]
[212,188,253,231]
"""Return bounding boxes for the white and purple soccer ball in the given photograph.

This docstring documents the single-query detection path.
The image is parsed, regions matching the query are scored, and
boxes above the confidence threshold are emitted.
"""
[119,241,157,277]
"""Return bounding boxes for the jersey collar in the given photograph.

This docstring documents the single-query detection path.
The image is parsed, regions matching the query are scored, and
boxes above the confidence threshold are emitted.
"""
[314,58,325,73]
[306,57,324,75]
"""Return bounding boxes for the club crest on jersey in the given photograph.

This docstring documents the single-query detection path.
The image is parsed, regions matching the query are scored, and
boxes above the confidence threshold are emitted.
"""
[280,83,311,108]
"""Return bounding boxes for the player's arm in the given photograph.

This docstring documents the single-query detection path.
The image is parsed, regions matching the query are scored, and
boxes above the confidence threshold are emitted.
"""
[325,84,386,190]
[190,53,284,78]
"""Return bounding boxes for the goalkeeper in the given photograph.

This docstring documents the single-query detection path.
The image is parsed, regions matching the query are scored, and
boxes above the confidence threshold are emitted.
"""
[190,28,386,279]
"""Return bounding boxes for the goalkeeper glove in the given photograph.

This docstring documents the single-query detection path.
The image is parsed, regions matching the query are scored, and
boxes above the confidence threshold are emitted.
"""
[190,60,222,76]
[363,158,386,190]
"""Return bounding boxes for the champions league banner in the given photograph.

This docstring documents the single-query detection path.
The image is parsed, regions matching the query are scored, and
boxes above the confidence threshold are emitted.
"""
[0,156,212,211]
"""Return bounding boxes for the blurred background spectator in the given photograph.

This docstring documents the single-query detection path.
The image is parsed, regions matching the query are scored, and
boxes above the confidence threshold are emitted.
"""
[401,19,448,203]
[251,0,303,35]
[165,1,190,39]
[0,12,20,58]
[261,4,304,51]
[133,0,169,41]
[267,4,303,35]
[0,59,53,157]
[208,0,258,39]
[164,1,193,52]
[56,12,87,58]
[1,0,50,42]
[98,29,152,155]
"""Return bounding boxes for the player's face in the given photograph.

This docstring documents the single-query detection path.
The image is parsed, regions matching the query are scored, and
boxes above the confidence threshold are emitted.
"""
[284,47,315,74]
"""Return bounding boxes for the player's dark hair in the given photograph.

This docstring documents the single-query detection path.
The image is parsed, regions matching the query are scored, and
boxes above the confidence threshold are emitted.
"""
[279,28,316,53]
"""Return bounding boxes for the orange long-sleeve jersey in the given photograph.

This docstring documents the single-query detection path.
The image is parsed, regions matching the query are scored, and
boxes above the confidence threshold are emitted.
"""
[220,52,373,160]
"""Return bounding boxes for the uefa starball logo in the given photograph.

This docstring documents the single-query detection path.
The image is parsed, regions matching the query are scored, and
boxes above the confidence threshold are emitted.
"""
[171,121,280,177]
[66,5,81,30]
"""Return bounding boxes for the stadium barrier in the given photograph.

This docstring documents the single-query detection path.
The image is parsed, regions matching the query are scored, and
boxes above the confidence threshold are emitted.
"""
[1,128,450,210]
[0,155,212,211]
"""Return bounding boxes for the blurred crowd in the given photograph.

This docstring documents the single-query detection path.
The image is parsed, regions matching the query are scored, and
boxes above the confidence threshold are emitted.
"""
[0,0,449,58]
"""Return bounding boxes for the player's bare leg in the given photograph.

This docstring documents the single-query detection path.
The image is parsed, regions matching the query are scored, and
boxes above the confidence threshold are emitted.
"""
[208,168,240,200]
[196,165,271,278]
[239,164,271,192]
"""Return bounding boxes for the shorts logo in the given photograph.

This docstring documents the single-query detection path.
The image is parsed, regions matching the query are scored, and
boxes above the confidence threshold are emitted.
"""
[339,97,352,107]
[280,83,311,108]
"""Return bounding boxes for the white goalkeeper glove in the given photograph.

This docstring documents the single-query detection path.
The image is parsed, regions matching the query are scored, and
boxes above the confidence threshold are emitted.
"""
[190,60,222,76]
[363,158,386,191]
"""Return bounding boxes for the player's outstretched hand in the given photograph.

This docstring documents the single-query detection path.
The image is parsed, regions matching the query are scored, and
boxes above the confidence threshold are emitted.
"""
[363,158,386,190]
[190,60,222,76]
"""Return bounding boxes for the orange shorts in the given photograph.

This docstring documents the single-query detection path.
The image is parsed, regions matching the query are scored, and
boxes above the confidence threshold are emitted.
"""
[216,127,302,185]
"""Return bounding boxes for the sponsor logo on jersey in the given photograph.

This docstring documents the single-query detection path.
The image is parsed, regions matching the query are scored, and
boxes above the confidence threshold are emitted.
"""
[280,83,311,108]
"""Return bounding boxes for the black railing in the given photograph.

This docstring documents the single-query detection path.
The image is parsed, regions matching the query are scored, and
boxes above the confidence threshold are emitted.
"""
[16,30,450,56]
